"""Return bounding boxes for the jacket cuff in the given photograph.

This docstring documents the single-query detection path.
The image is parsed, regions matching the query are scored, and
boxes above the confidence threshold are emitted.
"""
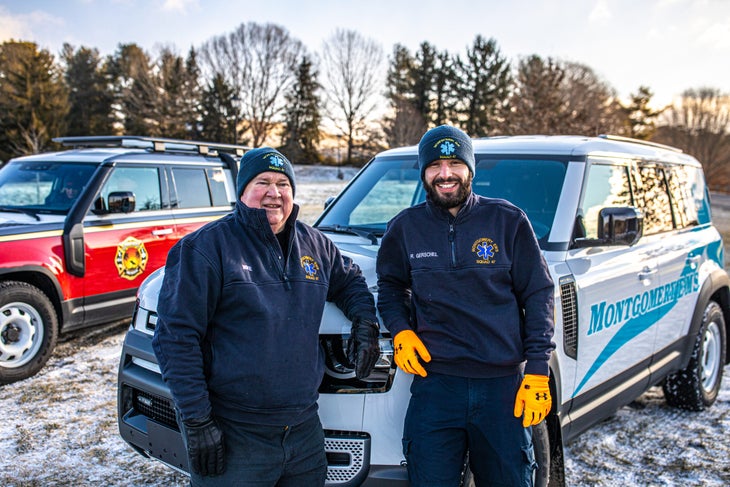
[524,360,549,377]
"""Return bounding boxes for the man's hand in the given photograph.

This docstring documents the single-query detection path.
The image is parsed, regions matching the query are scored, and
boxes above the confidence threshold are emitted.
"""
[347,317,381,379]
[393,329,431,377]
[182,414,226,476]
[513,374,552,427]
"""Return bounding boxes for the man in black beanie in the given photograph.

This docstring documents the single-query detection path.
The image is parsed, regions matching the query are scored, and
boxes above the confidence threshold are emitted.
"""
[377,125,555,486]
[153,147,380,485]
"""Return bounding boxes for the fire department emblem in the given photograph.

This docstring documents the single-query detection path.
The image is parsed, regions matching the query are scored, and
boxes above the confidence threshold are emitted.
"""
[300,255,320,281]
[472,237,499,264]
[115,237,148,280]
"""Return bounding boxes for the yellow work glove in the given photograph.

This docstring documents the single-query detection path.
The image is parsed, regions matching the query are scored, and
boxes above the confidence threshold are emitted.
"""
[393,329,431,377]
[513,374,552,427]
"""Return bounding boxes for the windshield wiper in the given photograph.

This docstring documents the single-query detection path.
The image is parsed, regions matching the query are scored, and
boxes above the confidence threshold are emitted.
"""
[317,224,379,245]
[0,206,41,221]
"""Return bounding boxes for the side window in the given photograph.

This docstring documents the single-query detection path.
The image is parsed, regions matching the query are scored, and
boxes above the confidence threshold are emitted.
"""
[638,165,674,235]
[171,168,212,208]
[666,165,702,228]
[207,168,233,206]
[577,164,632,239]
[99,166,161,212]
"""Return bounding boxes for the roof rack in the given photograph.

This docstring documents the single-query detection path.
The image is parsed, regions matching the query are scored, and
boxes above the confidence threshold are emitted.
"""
[597,134,683,153]
[53,136,251,157]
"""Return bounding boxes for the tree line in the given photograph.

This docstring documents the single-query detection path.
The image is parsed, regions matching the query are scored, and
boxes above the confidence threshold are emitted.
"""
[1,21,729,189]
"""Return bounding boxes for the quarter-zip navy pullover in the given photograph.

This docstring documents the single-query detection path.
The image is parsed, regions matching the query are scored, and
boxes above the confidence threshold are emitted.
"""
[376,192,555,377]
[153,200,377,425]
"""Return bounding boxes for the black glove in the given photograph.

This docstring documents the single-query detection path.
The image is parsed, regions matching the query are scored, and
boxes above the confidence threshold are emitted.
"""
[182,414,225,477]
[347,317,380,379]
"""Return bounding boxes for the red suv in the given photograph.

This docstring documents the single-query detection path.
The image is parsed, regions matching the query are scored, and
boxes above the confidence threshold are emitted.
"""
[0,136,245,383]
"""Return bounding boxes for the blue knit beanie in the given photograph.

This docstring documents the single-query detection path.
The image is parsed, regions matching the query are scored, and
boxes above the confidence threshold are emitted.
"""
[417,125,475,180]
[237,147,296,197]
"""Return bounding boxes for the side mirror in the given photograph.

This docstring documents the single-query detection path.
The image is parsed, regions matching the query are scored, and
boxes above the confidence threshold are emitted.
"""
[573,206,643,248]
[597,207,643,246]
[108,191,136,213]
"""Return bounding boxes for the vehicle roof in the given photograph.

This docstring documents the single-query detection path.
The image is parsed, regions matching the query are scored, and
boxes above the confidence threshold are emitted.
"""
[8,147,230,165]
[378,134,701,166]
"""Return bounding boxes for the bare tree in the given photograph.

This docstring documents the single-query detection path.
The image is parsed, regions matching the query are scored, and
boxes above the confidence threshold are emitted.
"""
[200,22,303,147]
[321,29,384,164]
[559,62,624,135]
[655,87,730,189]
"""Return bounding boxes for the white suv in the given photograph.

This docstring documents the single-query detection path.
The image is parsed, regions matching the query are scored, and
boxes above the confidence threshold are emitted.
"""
[117,135,729,486]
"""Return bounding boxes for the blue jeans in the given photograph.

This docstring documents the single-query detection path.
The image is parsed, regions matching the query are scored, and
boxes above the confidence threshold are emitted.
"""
[190,414,327,486]
[403,372,536,487]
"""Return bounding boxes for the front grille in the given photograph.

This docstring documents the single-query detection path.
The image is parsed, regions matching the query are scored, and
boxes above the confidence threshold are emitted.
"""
[324,431,370,485]
[133,389,178,429]
[560,275,578,359]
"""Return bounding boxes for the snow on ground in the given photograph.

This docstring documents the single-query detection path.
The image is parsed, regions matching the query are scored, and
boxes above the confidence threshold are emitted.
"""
[1,166,730,486]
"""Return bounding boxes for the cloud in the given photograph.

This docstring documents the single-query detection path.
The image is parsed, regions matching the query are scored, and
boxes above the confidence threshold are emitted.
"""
[588,0,612,22]
[0,6,64,44]
[0,6,32,41]
[161,0,200,13]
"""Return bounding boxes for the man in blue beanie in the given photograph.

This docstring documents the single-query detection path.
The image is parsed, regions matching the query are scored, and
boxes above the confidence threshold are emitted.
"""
[377,125,555,486]
[153,147,380,485]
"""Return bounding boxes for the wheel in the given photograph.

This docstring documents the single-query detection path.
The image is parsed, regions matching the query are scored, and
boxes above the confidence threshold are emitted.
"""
[0,281,58,384]
[461,420,551,487]
[663,300,726,411]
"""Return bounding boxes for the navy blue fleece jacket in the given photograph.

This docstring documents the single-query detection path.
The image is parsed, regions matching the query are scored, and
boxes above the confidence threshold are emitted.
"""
[152,200,377,425]
[376,192,555,378]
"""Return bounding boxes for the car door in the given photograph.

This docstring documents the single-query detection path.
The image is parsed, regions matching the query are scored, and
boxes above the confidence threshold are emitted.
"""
[564,159,661,436]
[81,164,175,321]
[642,163,715,378]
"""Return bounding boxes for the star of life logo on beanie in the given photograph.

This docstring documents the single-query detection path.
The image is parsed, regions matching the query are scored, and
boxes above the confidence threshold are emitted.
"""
[265,152,285,170]
[434,138,459,158]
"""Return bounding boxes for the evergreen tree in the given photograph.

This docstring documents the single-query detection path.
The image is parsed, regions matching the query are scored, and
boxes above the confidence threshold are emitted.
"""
[280,55,322,163]
[454,35,511,136]
[62,43,114,136]
[156,46,202,139]
[508,55,566,134]
[384,44,424,147]
[432,50,457,126]
[624,85,664,140]
[199,73,238,144]
[0,41,69,161]
[106,43,157,136]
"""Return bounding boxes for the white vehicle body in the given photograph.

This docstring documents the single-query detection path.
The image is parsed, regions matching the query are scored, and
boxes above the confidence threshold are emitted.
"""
[118,135,729,486]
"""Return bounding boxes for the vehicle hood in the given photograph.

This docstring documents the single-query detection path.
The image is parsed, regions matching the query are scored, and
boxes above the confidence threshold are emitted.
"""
[0,211,65,226]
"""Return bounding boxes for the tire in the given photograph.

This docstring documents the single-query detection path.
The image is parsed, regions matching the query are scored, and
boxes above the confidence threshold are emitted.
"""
[461,420,551,487]
[663,300,726,411]
[0,281,58,384]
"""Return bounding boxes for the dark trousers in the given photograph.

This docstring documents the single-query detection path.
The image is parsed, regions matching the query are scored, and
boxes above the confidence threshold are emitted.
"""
[403,372,536,487]
[190,414,327,487]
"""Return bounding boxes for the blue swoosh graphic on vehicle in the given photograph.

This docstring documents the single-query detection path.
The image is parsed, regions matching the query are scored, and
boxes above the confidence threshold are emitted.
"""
[572,244,714,397]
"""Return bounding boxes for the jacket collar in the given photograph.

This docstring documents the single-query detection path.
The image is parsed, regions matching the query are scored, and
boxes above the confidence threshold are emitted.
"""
[234,200,300,235]
[425,191,478,221]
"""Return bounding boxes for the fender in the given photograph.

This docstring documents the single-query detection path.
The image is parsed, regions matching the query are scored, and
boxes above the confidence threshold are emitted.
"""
[676,268,730,371]
[0,264,65,320]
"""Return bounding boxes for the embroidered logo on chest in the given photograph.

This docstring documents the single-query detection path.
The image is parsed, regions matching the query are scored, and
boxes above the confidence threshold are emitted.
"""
[472,238,499,264]
[300,255,320,281]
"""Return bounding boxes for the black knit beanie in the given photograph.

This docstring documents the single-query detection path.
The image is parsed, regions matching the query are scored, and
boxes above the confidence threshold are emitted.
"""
[236,147,296,197]
[417,125,475,180]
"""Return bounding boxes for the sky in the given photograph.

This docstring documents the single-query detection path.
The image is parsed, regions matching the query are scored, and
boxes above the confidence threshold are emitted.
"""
[1,0,729,108]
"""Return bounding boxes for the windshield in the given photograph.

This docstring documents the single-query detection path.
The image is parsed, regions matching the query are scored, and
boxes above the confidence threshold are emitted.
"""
[316,155,569,246]
[0,161,97,213]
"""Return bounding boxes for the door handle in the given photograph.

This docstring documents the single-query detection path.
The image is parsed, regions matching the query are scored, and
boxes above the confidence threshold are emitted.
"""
[638,267,657,281]
[152,228,173,236]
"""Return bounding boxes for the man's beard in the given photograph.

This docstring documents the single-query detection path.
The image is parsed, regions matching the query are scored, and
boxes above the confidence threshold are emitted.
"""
[425,176,472,210]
